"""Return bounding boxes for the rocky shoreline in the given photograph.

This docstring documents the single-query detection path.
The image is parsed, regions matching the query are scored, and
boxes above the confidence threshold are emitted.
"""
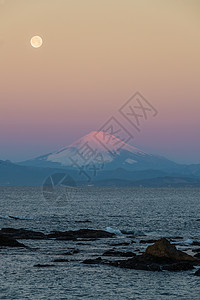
[1,228,200,276]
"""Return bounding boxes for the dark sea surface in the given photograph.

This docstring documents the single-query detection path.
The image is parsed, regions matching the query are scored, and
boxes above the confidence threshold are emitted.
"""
[0,187,200,300]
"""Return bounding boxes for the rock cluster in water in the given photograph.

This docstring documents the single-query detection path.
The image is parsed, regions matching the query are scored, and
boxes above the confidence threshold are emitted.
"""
[1,228,200,275]
[82,237,200,273]
[0,228,114,240]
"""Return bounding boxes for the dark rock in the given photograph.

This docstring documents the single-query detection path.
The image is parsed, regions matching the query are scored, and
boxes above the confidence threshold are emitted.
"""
[76,238,98,241]
[0,228,114,241]
[192,248,200,253]
[0,233,26,247]
[192,241,200,246]
[140,239,157,244]
[194,253,200,259]
[47,229,114,240]
[163,262,194,271]
[145,238,197,262]
[8,216,21,220]
[75,220,91,223]
[76,242,91,245]
[118,253,196,272]
[119,255,162,271]
[103,249,136,257]
[34,264,55,268]
[194,269,200,276]
[52,259,69,262]
[110,242,130,246]
[0,228,46,240]
[170,236,183,240]
[125,235,136,239]
[82,257,103,264]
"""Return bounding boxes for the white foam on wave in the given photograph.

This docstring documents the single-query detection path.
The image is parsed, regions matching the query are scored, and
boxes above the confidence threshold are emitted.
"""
[172,239,193,245]
[182,239,194,245]
[104,227,122,235]
[121,229,145,236]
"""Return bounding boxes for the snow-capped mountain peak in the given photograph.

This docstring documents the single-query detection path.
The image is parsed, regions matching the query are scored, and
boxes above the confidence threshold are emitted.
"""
[44,131,145,167]
[21,131,177,171]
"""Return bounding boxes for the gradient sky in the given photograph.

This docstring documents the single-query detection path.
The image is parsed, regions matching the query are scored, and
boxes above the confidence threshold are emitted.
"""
[0,0,200,163]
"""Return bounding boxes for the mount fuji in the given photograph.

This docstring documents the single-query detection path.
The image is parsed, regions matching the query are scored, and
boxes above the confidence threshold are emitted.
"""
[20,131,178,172]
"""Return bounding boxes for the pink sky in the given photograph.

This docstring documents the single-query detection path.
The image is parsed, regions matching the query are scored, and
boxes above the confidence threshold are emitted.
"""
[0,0,200,163]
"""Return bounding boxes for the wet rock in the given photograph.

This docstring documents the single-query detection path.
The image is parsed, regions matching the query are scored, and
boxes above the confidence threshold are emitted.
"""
[0,233,26,247]
[110,242,131,246]
[139,239,157,244]
[145,238,197,262]
[119,255,162,271]
[82,257,103,264]
[103,249,136,257]
[75,220,91,223]
[118,254,196,272]
[76,238,98,241]
[0,228,114,241]
[52,259,69,262]
[194,269,200,276]
[47,229,115,240]
[34,264,55,268]
[192,248,200,253]
[194,253,200,259]
[125,235,136,239]
[163,262,194,271]
[170,236,183,240]
[0,228,46,240]
[192,241,200,246]
[8,216,21,220]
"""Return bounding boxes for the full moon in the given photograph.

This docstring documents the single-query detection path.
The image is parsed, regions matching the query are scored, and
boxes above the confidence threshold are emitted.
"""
[30,36,43,48]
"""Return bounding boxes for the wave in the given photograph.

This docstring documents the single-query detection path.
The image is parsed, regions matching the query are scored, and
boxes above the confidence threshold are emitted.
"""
[171,239,194,246]
[0,215,34,220]
[121,229,145,236]
[0,215,12,220]
[104,227,123,235]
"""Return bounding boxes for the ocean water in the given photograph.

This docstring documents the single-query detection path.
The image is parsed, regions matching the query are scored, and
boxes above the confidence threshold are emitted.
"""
[0,187,200,300]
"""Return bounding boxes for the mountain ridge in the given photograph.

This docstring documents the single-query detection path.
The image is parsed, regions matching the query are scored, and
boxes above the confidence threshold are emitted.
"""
[0,160,200,186]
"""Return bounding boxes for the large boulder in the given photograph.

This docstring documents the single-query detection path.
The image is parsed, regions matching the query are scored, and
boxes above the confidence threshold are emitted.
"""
[0,233,26,247]
[145,238,197,262]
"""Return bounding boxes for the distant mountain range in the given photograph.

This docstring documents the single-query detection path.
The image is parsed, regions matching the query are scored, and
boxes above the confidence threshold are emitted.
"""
[1,131,200,186]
